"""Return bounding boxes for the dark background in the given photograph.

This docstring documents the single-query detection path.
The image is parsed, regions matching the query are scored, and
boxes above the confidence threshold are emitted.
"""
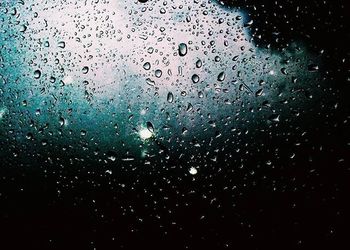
[1,0,349,249]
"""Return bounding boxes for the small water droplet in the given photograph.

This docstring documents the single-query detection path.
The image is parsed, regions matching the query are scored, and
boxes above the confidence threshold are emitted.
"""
[107,151,117,161]
[20,25,27,32]
[308,64,319,72]
[269,114,280,122]
[147,47,154,54]
[26,133,33,140]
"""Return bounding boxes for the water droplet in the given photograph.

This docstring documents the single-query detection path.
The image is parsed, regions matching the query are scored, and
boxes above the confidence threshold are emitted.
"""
[107,151,117,161]
[143,62,151,70]
[308,64,319,72]
[217,72,225,81]
[155,69,162,78]
[82,66,89,74]
[146,122,154,133]
[50,76,56,83]
[146,78,155,86]
[147,47,154,54]
[167,92,174,103]
[192,74,200,83]
[26,133,33,140]
[186,103,193,112]
[281,68,288,75]
[269,114,280,122]
[255,89,263,97]
[178,43,188,57]
[58,41,66,49]
[59,117,66,127]
[196,59,202,68]
[20,25,27,32]
[34,70,41,79]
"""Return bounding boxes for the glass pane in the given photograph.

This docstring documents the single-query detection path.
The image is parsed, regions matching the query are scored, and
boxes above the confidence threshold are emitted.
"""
[0,0,349,249]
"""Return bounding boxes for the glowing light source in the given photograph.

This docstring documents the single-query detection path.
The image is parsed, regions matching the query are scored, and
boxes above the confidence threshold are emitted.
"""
[189,167,198,175]
[139,128,153,140]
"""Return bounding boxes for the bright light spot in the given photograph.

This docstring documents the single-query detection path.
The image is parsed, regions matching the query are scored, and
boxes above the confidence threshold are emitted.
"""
[269,70,275,75]
[0,107,8,120]
[140,109,147,115]
[139,128,153,140]
[189,167,198,175]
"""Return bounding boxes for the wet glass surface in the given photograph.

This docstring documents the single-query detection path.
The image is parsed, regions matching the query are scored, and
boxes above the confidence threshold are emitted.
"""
[0,0,349,249]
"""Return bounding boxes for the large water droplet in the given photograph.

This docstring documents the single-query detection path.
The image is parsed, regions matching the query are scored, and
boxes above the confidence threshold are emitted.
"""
[186,103,193,112]
[34,70,41,79]
[167,92,174,103]
[143,62,151,70]
[217,72,225,81]
[146,122,154,133]
[192,74,200,83]
[196,59,202,68]
[178,43,188,57]
[155,69,162,78]
[146,78,155,86]
[59,117,66,127]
